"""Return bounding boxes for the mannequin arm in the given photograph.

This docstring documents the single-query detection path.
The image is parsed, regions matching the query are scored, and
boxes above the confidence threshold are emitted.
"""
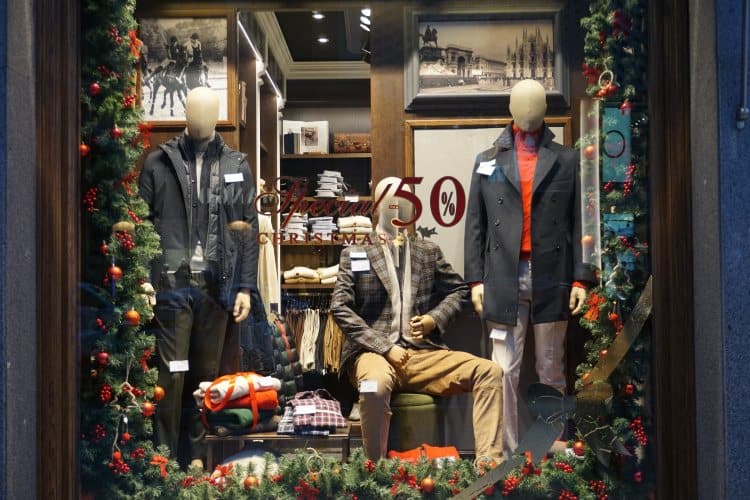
[233,288,251,322]
[470,283,484,315]
[235,157,260,293]
[569,286,587,315]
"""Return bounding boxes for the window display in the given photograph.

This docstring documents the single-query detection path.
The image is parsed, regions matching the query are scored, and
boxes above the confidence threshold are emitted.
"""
[79,0,654,498]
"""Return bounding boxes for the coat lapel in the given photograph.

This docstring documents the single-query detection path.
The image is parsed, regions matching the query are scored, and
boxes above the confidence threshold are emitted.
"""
[492,124,520,193]
[408,239,423,312]
[161,143,191,220]
[532,146,559,194]
[366,243,395,301]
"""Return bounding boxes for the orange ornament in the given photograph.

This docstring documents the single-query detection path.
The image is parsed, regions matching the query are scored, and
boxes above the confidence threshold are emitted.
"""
[142,401,155,417]
[244,475,259,490]
[420,477,435,493]
[123,309,141,326]
[581,234,594,247]
[108,265,123,281]
[573,440,586,457]
[583,144,597,160]
[308,472,319,482]
[113,451,122,461]
[153,385,166,402]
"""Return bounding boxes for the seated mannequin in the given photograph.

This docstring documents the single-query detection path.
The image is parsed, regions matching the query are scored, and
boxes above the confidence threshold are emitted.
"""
[331,177,503,461]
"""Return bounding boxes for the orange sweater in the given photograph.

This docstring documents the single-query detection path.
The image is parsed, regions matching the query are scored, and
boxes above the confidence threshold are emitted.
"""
[513,124,541,257]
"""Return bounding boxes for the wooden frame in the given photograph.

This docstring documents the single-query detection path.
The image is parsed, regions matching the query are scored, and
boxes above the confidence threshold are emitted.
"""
[404,6,570,112]
[138,9,237,128]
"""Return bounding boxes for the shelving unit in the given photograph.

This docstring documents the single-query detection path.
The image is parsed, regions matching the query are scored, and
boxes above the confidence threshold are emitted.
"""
[281,152,372,159]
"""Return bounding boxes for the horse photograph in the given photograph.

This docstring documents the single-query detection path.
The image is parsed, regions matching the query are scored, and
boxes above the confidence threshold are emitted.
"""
[139,17,229,122]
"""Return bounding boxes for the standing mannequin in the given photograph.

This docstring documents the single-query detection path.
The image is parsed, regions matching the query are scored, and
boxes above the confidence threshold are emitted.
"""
[464,80,595,457]
[332,177,503,462]
[139,87,258,467]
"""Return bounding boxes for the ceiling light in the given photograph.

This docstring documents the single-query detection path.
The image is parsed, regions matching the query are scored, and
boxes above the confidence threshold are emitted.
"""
[360,15,371,26]
[361,8,371,17]
[317,35,330,44]
[359,23,370,32]
[312,11,325,20]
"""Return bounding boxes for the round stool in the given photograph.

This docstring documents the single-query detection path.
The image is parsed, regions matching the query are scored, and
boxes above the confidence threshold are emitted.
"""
[387,393,442,452]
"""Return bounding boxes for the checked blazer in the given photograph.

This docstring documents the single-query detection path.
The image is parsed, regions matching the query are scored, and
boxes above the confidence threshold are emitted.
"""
[331,238,469,375]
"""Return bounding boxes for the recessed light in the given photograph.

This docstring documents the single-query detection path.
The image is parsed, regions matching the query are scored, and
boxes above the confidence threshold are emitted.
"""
[360,15,371,26]
[317,35,330,44]
[361,8,371,17]
[312,11,325,20]
[359,23,370,32]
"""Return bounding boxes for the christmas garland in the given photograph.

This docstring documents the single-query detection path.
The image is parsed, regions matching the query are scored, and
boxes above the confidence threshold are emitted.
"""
[79,0,651,498]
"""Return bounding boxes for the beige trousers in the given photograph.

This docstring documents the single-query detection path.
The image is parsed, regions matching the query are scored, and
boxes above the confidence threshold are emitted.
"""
[351,348,503,461]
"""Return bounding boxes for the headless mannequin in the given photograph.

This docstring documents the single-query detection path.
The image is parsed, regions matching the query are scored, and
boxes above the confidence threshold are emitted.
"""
[185,88,251,323]
[470,81,586,315]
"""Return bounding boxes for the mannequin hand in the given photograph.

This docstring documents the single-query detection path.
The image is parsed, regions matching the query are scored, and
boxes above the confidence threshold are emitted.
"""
[409,314,435,341]
[569,287,587,315]
[384,345,409,368]
[233,290,251,323]
[471,285,484,315]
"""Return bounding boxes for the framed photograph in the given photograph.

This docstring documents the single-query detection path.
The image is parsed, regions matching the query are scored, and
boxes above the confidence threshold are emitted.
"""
[405,117,572,276]
[138,12,237,127]
[404,6,569,112]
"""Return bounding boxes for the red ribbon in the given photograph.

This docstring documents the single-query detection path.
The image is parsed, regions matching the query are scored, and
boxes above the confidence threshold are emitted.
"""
[114,172,138,195]
[584,293,606,322]
[150,454,169,478]
[137,122,153,149]
[129,30,143,59]
[139,349,152,372]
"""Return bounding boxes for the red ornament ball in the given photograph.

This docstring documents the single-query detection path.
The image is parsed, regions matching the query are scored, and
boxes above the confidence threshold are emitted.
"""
[99,241,109,255]
[123,309,141,326]
[110,125,124,140]
[153,385,166,402]
[633,471,643,483]
[483,484,495,496]
[599,349,608,358]
[625,383,635,395]
[244,475,259,490]
[88,82,101,96]
[420,477,435,493]
[95,351,109,366]
[79,143,91,157]
[142,402,156,417]
[573,440,586,457]
[108,265,123,281]
[121,432,131,442]
[112,451,122,461]
[583,144,597,160]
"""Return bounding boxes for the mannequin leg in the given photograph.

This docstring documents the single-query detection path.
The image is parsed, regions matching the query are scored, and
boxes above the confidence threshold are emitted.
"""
[488,261,532,457]
[351,353,398,460]
[532,321,567,395]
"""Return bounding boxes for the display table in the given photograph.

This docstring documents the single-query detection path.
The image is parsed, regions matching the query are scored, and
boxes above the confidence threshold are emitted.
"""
[204,423,351,470]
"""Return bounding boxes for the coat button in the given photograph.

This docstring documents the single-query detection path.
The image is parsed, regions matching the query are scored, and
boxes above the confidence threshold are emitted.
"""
[555,245,561,251]
[493,243,500,250]
[497,196,503,204]
[551,196,557,203]
[494,219,501,226]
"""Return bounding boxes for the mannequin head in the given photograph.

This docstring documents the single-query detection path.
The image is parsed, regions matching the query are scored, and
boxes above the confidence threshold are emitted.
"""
[374,176,413,238]
[509,79,547,132]
[185,87,219,140]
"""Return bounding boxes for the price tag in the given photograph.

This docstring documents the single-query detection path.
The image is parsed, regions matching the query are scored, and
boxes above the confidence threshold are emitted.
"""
[489,328,507,341]
[359,380,378,393]
[345,195,359,202]
[169,360,190,372]
[351,259,371,272]
[476,160,496,176]
[224,172,244,183]
[295,405,316,415]
[350,251,367,259]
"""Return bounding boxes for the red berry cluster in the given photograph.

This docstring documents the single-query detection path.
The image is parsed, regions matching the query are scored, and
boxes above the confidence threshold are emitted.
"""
[590,479,608,500]
[108,457,131,475]
[501,475,520,496]
[95,317,108,332]
[127,209,142,223]
[624,383,635,395]
[99,383,112,403]
[611,9,632,38]
[582,63,602,86]
[596,81,619,98]
[83,187,98,212]
[130,447,145,460]
[181,476,196,488]
[270,474,283,483]
[116,230,135,251]
[554,461,574,473]
[623,164,637,197]
[90,423,106,443]
[123,93,136,108]
[109,25,123,45]
[559,490,577,500]
[603,181,615,193]
[364,459,376,473]
[629,417,648,446]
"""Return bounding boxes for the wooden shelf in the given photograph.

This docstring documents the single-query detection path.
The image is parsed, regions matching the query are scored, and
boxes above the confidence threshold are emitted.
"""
[281,153,372,159]
[281,283,335,290]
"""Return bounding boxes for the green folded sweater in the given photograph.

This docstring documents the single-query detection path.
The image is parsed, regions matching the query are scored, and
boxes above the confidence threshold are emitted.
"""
[206,408,277,430]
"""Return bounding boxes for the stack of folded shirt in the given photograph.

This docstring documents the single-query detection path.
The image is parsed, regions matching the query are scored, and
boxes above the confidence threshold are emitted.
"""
[283,266,321,284]
[277,389,347,436]
[315,171,344,198]
[281,213,308,240]
[337,215,373,234]
[316,264,339,285]
[309,216,337,239]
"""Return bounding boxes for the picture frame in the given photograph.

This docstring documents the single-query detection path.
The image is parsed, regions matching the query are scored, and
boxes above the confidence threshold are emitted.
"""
[138,11,237,128]
[404,6,569,113]
[404,117,572,275]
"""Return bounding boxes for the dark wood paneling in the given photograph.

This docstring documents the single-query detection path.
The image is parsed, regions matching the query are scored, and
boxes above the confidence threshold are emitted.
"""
[649,0,697,498]
[37,0,80,498]
[260,83,280,184]
[286,79,371,107]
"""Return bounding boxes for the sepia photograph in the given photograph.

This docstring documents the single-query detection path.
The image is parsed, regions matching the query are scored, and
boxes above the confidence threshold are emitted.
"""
[139,16,231,124]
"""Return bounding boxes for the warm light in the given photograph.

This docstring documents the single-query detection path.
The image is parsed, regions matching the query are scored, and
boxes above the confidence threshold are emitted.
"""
[312,11,325,20]
[360,15,371,26]
[361,8,371,16]
[317,35,329,44]
[359,23,370,32]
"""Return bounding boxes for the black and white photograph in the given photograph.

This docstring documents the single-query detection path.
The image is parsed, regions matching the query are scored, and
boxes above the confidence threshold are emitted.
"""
[139,16,231,124]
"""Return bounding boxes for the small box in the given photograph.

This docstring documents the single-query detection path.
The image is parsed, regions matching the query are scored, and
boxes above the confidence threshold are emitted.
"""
[333,133,371,153]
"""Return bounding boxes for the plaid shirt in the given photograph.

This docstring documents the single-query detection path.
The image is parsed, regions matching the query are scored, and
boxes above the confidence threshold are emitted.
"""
[277,406,295,434]
[289,389,346,429]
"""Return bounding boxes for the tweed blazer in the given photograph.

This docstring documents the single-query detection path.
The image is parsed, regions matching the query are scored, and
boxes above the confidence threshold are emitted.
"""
[464,123,597,325]
[331,239,469,374]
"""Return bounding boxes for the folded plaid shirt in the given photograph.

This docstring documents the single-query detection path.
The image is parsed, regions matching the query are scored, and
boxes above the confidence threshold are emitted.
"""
[289,389,347,430]
[277,406,295,435]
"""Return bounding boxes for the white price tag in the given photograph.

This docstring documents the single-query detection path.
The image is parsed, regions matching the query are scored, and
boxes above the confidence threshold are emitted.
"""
[224,172,244,183]
[295,405,316,415]
[489,328,507,341]
[359,380,378,393]
[344,195,359,202]
[476,160,497,176]
[169,360,190,372]
[350,251,367,259]
[351,259,371,272]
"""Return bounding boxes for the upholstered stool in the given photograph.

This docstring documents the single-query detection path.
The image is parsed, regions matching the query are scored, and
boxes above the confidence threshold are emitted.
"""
[387,393,443,452]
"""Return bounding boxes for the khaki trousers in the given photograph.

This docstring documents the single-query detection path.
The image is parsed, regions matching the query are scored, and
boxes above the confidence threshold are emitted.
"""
[351,348,503,461]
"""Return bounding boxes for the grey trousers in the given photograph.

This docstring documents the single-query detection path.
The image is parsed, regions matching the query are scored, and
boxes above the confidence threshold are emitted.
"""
[487,260,567,458]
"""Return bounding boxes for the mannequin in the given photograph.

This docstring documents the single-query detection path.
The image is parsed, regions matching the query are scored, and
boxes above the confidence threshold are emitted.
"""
[139,87,258,467]
[331,177,503,462]
[464,80,595,457]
